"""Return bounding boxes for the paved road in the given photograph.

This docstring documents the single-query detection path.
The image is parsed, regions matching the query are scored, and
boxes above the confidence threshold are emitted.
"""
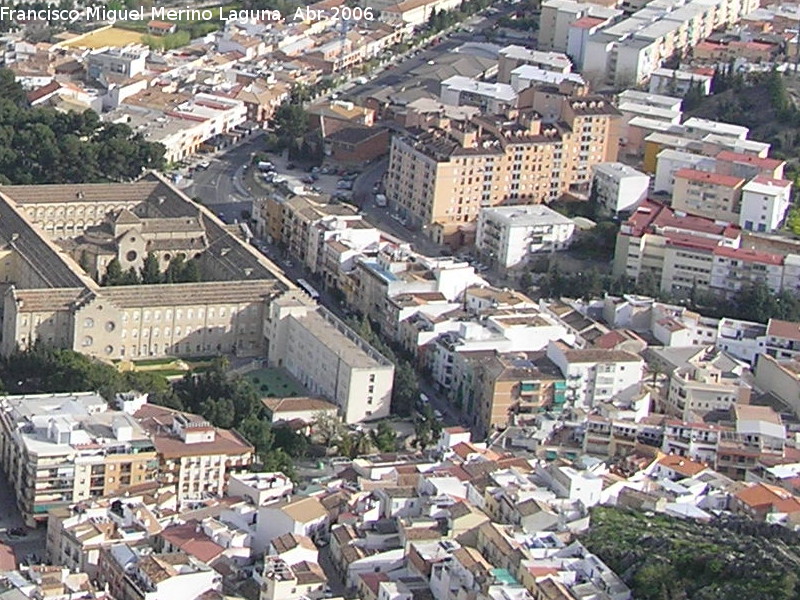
[0,469,46,564]
[186,132,265,205]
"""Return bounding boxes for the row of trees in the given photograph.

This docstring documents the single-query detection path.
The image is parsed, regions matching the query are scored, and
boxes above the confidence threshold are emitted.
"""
[0,70,165,184]
[427,0,494,33]
[345,315,421,418]
[100,254,202,286]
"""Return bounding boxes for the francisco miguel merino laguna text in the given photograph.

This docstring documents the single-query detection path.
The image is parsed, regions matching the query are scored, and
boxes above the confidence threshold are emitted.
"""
[0,5,375,22]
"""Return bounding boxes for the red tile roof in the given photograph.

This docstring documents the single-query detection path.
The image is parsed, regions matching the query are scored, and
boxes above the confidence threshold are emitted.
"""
[715,150,784,170]
[623,199,740,239]
[359,572,390,596]
[663,232,721,251]
[736,483,800,513]
[713,245,785,266]
[657,454,707,477]
[159,521,225,564]
[767,319,800,341]
[571,16,606,29]
[751,175,792,188]
[674,168,745,188]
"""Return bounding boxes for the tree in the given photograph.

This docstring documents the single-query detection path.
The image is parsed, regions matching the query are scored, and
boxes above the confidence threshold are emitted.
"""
[0,70,165,185]
[270,101,309,148]
[259,449,297,481]
[391,362,419,417]
[371,421,397,452]
[272,425,308,458]
[311,411,344,446]
[141,252,162,284]
[102,258,123,286]
[0,68,27,107]
[239,416,275,454]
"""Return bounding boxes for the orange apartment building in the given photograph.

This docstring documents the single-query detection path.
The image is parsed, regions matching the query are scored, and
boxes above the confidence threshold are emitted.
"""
[671,168,746,223]
[384,97,620,247]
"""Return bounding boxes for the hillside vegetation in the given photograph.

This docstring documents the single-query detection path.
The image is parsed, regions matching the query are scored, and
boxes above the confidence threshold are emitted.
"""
[582,507,800,600]
[687,68,800,173]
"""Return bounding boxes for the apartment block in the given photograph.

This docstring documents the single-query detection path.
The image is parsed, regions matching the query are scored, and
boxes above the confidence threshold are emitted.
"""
[612,200,741,297]
[538,0,622,53]
[440,76,518,114]
[497,45,573,82]
[385,100,620,247]
[739,177,793,233]
[265,292,394,423]
[546,341,644,409]
[0,392,158,525]
[671,169,745,224]
[133,404,253,502]
[590,162,650,215]
[475,204,576,269]
[474,351,566,437]
[582,0,759,88]
[653,148,714,194]
[709,246,786,297]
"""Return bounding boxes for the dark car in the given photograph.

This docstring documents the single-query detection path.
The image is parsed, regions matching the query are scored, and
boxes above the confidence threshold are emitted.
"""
[286,163,296,170]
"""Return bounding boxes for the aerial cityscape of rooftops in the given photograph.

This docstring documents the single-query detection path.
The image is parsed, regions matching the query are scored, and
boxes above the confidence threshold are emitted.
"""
[2,0,800,597]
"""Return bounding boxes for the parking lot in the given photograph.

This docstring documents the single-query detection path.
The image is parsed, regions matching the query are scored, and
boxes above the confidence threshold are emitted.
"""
[252,152,365,202]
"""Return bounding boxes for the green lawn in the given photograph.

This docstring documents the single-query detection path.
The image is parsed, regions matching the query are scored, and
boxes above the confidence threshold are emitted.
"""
[247,368,308,398]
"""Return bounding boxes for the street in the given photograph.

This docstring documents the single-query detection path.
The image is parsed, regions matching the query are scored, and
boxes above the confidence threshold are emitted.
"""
[0,469,46,565]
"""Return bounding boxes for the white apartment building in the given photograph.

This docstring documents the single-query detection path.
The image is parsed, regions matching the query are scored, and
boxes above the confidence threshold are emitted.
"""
[227,472,294,506]
[265,292,395,423]
[86,45,149,79]
[476,205,576,269]
[664,356,752,420]
[439,76,518,114]
[497,44,574,82]
[0,392,158,525]
[546,341,644,408]
[591,162,651,215]
[582,0,759,88]
[538,0,622,53]
[710,246,786,297]
[739,176,793,233]
[649,68,713,96]
[654,148,714,194]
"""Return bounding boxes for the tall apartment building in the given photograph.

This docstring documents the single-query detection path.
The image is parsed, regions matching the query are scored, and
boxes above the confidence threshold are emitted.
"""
[133,404,253,502]
[590,162,650,215]
[385,100,620,247]
[538,0,622,53]
[265,292,395,423]
[582,0,759,88]
[0,392,158,525]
